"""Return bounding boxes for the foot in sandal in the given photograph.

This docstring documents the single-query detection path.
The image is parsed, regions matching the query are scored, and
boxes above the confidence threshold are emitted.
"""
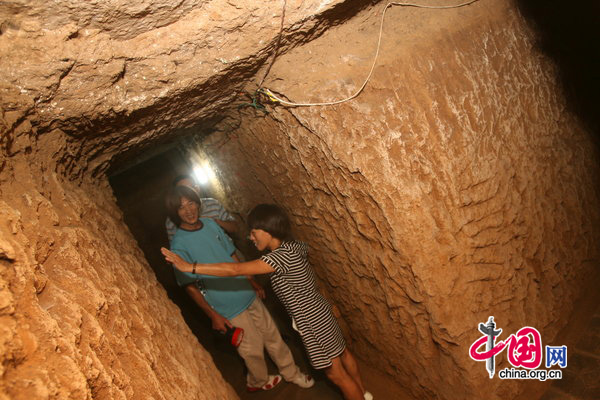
[247,374,282,392]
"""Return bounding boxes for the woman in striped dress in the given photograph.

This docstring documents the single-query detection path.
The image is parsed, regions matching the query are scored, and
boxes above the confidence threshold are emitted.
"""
[162,204,372,400]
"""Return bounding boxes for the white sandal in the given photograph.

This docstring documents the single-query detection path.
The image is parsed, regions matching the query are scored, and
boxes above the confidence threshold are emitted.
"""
[289,372,314,388]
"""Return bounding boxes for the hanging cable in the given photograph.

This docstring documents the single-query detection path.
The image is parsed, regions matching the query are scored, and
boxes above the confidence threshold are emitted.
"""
[260,0,480,107]
[258,0,288,89]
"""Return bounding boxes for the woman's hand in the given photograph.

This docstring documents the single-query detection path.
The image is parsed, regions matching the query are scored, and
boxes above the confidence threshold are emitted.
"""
[161,247,192,273]
[248,277,266,299]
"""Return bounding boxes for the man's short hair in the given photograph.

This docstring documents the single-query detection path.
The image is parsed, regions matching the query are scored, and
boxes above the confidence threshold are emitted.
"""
[165,185,201,227]
[172,174,195,187]
[247,204,292,241]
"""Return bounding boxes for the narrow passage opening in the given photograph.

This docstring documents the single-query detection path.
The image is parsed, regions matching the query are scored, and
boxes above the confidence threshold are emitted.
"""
[107,143,353,399]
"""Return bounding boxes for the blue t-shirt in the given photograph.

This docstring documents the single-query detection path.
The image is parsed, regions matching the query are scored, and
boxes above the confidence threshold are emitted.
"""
[171,218,255,319]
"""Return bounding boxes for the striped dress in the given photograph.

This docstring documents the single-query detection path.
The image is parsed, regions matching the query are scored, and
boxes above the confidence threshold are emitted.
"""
[261,240,346,369]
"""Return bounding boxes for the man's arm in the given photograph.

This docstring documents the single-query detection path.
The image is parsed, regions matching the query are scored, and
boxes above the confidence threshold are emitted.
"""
[200,198,237,234]
[213,218,238,234]
[184,284,232,332]
[165,217,177,243]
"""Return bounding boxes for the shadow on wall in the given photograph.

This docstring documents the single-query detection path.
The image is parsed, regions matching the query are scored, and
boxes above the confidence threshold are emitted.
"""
[515,0,600,139]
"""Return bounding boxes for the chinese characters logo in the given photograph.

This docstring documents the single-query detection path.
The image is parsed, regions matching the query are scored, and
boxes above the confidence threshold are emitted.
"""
[469,316,567,381]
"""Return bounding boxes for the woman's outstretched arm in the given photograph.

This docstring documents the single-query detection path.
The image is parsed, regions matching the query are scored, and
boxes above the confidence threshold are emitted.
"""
[161,247,274,276]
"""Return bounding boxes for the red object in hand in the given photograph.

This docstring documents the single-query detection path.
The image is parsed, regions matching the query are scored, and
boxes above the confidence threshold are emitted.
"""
[223,326,244,347]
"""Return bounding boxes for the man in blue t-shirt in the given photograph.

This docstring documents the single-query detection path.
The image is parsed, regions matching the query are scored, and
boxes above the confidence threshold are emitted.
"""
[165,185,313,392]
[171,217,254,323]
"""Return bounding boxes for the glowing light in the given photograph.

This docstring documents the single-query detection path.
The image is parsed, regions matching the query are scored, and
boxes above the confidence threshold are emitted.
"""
[193,162,215,185]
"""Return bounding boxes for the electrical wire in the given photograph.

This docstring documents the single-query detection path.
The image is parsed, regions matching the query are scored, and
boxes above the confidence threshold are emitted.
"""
[260,0,480,107]
[258,0,288,88]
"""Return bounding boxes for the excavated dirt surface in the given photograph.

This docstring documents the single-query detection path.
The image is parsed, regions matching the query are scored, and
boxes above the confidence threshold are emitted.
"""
[207,1,600,398]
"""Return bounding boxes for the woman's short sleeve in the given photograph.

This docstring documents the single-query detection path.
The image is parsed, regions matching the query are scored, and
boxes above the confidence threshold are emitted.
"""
[260,248,291,274]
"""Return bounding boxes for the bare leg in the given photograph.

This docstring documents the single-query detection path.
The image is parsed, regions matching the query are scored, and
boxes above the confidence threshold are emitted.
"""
[324,356,364,400]
[340,349,366,394]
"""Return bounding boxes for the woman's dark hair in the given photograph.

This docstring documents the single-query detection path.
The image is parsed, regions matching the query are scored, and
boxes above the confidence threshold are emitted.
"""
[165,185,201,227]
[247,204,293,241]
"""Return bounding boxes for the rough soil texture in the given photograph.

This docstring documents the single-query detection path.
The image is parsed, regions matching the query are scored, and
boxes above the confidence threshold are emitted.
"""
[206,1,600,398]
[1,0,599,399]
[0,162,239,400]
[0,0,354,177]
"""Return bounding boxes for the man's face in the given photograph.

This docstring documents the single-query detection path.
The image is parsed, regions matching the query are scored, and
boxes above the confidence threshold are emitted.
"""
[176,178,200,196]
[178,196,199,227]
